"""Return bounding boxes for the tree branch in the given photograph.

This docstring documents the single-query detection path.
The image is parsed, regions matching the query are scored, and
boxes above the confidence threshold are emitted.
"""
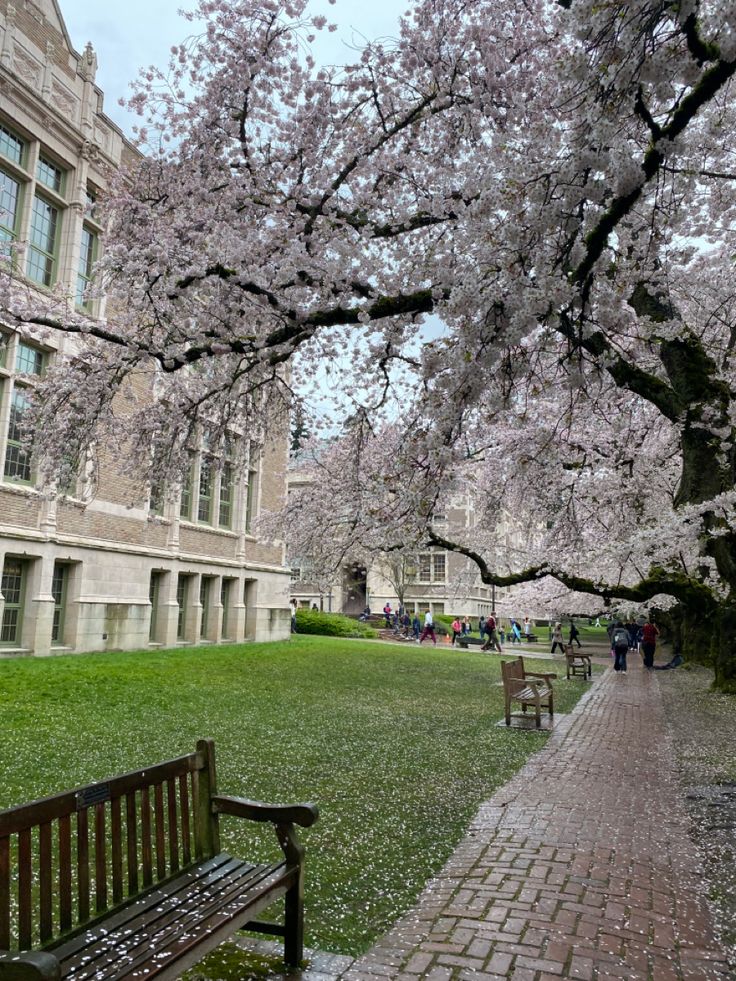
[427,530,716,612]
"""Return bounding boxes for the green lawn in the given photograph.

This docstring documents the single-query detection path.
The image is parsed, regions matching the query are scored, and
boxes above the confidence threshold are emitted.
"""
[0,637,590,957]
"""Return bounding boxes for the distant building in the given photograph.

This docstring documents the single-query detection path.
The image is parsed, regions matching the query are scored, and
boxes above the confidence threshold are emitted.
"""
[288,468,532,621]
[0,0,291,654]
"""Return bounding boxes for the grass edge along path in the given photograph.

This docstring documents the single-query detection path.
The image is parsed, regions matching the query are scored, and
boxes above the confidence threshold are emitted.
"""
[0,636,593,957]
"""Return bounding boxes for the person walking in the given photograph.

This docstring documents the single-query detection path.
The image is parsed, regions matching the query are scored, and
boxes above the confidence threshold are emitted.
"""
[641,617,660,669]
[401,610,411,637]
[462,616,470,636]
[568,620,582,648]
[290,600,298,634]
[523,617,532,639]
[550,621,566,655]
[451,616,462,647]
[419,610,437,645]
[611,621,630,673]
[478,614,486,638]
[412,613,421,640]
[482,613,503,653]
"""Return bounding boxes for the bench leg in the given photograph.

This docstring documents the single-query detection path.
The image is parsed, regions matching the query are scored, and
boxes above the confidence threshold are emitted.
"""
[284,866,305,967]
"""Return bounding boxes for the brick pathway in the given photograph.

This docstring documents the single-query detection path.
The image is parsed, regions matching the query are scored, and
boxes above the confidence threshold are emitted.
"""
[337,658,732,981]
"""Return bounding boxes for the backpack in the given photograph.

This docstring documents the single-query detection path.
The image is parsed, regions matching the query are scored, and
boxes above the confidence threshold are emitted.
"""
[613,628,628,647]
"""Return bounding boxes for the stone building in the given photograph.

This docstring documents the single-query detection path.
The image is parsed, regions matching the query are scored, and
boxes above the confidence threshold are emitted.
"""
[0,0,291,655]
[288,467,524,621]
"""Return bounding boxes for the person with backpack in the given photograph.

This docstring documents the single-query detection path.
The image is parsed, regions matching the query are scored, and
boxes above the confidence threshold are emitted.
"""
[641,618,660,669]
[611,621,630,673]
[482,613,502,652]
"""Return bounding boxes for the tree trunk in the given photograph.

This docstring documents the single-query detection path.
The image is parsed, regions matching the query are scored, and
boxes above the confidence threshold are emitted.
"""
[714,604,736,693]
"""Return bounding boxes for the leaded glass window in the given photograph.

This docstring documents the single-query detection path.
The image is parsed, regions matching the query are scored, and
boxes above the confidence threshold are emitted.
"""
[3,387,33,483]
[197,455,213,523]
[51,563,68,644]
[15,342,44,376]
[76,226,98,309]
[0,125,24,166]
[27,195,59,286]
[218,462,233,528]
[0,170,21,245]
[0,558,25,645]
[36,156,63,193]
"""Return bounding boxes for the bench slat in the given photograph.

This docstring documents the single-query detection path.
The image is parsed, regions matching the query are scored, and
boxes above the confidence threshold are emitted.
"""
[39,822,53,943]
[19,827,33,949]
[50,853,238,966]
[120,863,291,981]
[141,786,153,889]
[0,837,9,949]
[95,803,107,914]
[178,775,191,868]
[154,783,166,881]
[125,793,138,896]
[111,797,123,905]
[513,685,550,701]
[52,854,288,980]
[77,807,90,925]
[59,815,72,934]
[166,780,179,875]
[82,862,286,981]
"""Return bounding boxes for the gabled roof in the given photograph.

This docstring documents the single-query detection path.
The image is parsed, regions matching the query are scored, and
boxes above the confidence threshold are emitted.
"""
[35,0,75,55]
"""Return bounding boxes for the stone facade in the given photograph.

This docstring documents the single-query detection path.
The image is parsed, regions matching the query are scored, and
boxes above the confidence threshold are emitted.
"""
[0,0,292,655]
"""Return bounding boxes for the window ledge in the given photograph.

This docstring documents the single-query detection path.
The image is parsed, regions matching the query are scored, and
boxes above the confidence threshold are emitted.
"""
[0,480,40,497]
[178,521,238,539]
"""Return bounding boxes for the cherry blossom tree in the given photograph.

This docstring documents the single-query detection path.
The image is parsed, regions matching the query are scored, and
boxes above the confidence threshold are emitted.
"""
[3,0,736,684]
[266,420,440,606]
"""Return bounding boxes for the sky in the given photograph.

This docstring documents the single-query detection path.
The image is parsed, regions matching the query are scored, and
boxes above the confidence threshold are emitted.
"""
[59,0,407,136]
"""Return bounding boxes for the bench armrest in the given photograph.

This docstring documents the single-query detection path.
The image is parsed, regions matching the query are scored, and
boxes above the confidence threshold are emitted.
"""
[525,671,557,681]
[0,952,60,981]
[212,794,319,827]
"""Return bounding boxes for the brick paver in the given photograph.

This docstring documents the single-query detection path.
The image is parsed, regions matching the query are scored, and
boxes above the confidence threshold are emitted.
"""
[339,658,733,981]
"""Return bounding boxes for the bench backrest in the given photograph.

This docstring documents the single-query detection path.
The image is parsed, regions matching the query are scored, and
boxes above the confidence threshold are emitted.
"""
[0,739,219,953]
[501,657,525,686]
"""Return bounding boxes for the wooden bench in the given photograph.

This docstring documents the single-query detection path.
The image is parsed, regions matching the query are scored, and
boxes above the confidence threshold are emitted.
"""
[501,656,556,728]
[564,644,592,680]
[0,739,318,980]
[454,636,484,648]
